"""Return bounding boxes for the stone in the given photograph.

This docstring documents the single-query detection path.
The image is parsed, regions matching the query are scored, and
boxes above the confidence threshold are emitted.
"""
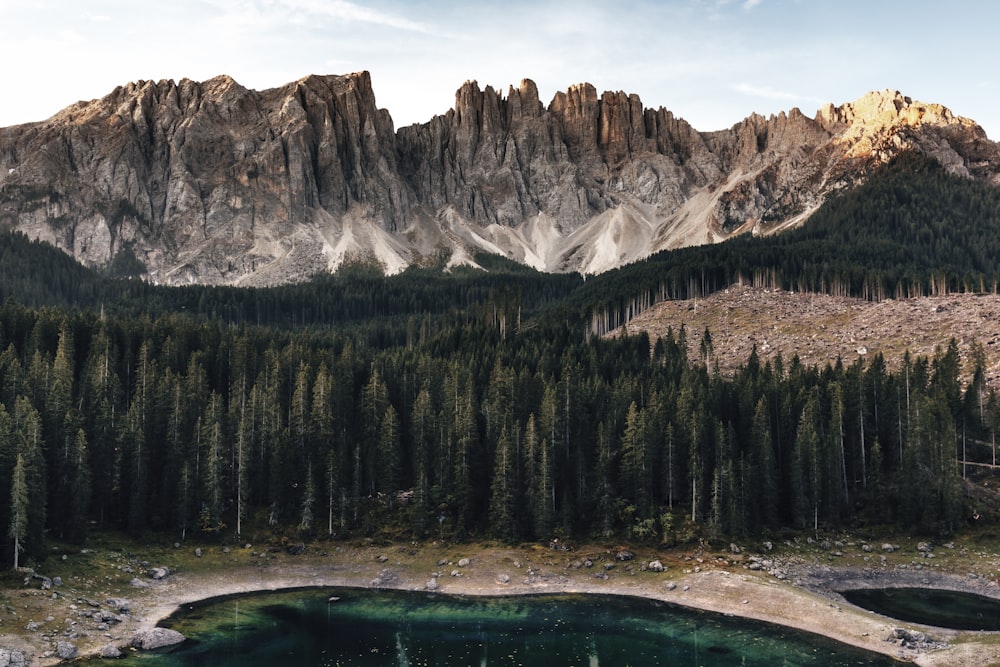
[106,598,132,613]
[495,573,510,584]
[148,566,170,580]
[457,558,471,568]
[132,628,186,650]
[96,610,122,624]
[425,578,439,591]
[194,548,203,557]
[0,648,26,667]
[101,644,122,659]
[55,642,78,660]
[648,560,665,572]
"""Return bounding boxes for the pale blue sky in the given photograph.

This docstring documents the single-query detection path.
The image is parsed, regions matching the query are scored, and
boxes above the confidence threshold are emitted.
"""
[1,0,997,138]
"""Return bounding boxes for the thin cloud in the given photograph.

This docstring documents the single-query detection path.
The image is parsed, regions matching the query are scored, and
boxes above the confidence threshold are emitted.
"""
[733,82,825,106]
[207,0,431,33]
[743,0,763,8]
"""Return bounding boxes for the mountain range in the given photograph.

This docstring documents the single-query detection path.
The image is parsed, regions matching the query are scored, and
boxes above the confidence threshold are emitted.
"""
[1,72,998,286]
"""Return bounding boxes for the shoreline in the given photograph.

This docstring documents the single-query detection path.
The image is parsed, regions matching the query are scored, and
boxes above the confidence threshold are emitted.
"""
[6,540,1000,666]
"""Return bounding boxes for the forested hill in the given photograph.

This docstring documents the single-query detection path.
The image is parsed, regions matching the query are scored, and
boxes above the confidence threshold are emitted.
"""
[7,152,996,338]
[1,152,1000,565]
[580,153,1000,335]
[0,233,582,337]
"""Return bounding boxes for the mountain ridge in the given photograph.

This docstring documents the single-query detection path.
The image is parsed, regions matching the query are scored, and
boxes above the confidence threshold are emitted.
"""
[1,72,998,285]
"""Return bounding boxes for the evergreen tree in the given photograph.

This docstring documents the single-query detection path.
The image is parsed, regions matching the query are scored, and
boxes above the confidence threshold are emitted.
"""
[489,424,517,542]
[9,453,27,569]
[13,396,45,561]
[64,427,92,543]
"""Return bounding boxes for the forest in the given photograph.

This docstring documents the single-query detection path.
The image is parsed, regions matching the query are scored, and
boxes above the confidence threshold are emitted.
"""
[0,152,997,567]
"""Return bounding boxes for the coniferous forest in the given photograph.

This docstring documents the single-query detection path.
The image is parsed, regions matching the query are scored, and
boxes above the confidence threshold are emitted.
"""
[0,153,998,567]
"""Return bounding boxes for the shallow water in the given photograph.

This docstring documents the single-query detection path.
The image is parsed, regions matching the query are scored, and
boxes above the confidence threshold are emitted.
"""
[102,588,897,666]
[842,587,1000,631]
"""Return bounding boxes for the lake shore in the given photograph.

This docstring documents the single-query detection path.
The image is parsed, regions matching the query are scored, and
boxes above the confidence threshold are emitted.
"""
[6,538,1000,665]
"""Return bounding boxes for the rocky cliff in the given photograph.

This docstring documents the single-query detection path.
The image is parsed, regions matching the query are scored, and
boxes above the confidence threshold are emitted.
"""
[1,73,997,285]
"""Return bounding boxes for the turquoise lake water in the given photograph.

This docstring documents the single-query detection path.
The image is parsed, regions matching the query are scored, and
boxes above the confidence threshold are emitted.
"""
[101,588,898,666]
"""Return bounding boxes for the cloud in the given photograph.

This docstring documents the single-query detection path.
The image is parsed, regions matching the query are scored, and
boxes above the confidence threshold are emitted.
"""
[743,0,763,9]
[205,0,431,33]
[733,82,824,106]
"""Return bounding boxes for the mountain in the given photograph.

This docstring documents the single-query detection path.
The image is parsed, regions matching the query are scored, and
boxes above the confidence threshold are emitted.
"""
[1,72,998,285]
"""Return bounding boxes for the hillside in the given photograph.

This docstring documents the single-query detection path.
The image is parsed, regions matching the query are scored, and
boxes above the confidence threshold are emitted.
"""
[613,285,1000,387]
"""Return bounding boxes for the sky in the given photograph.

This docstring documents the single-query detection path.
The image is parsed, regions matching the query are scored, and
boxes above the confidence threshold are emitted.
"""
[1,0,998,139]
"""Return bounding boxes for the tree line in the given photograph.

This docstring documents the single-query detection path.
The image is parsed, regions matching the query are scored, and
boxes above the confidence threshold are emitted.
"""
[0,296,989,568]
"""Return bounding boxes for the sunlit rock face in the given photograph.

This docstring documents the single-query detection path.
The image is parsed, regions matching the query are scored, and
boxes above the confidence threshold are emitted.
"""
[1,74,998,285]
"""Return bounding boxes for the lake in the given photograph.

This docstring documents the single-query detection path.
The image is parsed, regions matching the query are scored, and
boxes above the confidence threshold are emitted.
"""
[841,587,1000,631]
[99,587,898,666]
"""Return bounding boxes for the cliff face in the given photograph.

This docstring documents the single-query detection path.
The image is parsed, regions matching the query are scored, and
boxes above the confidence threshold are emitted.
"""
[1,74,997,285]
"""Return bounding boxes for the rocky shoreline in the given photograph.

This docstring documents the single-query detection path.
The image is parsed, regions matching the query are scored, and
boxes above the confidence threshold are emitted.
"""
[2,539,999,666]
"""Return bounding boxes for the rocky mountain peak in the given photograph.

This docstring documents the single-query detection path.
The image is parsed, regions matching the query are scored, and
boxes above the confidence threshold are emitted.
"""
[1,74,998,285]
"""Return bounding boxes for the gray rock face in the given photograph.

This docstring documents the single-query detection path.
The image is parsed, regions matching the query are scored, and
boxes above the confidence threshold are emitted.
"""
[132,627,186,650]
[1,75,998,285]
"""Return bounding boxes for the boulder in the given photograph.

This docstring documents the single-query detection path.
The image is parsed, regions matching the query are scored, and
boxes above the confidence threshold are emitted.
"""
[648,560,665,572]
[106,598,132,613]
[132,627,186,650]
[148,566,170,580]
[55,642,78,660]
[0,648,26,667]
[101,644,122,659]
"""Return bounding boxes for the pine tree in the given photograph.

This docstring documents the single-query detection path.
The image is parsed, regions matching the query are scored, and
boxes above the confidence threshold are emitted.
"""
[360,366,389,496]
[64,427,92,543]
[410,386,435,537]
[751,398,778,529]
[13,397,45,561]
[198,392,224,533]
[594,421,617,537]
[621,401,651,517]
[9,453,27,569]
[489,424,517,542]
